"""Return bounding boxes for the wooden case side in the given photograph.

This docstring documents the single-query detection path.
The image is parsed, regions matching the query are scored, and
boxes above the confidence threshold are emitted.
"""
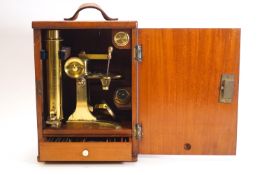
[33,29,44,160]
[39,142,133,161]
[131,28,139,160]
[138,28,240,155]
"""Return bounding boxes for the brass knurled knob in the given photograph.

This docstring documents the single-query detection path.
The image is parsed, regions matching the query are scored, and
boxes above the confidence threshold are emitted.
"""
[64,57,85,78]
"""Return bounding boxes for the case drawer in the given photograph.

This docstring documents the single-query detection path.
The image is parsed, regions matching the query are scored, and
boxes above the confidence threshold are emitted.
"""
[39,142,133,161]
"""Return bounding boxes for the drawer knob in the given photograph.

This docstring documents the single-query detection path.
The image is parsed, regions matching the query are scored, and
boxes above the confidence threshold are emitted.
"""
[82,149,89,157]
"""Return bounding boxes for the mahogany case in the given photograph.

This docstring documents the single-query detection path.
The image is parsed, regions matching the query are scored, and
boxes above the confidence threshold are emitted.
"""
[32,5,240,162]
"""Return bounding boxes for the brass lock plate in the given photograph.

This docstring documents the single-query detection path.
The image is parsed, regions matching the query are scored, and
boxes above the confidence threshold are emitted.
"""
[219,74,235,103]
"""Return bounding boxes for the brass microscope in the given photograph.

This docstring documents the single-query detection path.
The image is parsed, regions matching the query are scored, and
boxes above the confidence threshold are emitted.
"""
[44,29,131,129]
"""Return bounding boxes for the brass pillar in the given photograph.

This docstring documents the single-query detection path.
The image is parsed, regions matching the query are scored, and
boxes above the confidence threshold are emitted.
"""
[46,30,63,128]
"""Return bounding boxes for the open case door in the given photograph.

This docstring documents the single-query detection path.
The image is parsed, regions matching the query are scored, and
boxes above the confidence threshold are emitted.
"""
[138,29,240,155]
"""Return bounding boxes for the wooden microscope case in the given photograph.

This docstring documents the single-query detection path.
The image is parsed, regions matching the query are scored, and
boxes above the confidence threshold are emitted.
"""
[32,4,240,162]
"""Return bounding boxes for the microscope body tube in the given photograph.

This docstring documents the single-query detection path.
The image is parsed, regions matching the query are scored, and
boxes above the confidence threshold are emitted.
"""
[46,30,63,128]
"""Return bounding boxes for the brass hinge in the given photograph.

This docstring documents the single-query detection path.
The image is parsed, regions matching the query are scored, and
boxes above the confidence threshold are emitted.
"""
[134,123,142,140]
[135,45,142,62]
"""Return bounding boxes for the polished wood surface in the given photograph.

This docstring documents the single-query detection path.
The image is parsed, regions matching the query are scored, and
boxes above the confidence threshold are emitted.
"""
[43,123,132,137]
[32,21,137,29]
[39,142,133,161]
[33,30,44,158]
[139,29,240,154]
[131,28,139,159]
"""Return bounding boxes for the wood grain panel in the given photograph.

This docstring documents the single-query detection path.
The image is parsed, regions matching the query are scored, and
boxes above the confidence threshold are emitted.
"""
[131,28,139,160]
[39,142,133,161]
[43,127,132,137]
[32,21,137,29]
[139,29,240,155]
[33,29,44,158]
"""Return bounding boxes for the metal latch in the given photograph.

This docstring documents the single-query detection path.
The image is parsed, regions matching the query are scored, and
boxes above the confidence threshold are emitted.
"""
[135,45,142,62]
[219,74,235,103]
[134,123,142,140]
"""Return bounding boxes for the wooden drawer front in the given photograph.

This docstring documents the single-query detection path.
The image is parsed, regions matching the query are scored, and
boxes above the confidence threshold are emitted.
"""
[39,142,132,161]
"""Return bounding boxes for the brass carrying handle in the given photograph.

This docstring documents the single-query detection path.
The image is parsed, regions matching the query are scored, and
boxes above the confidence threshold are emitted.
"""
[64,3,118,21]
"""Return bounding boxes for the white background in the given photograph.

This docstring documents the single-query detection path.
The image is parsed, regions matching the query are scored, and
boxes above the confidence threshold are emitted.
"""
[0,0,262,174]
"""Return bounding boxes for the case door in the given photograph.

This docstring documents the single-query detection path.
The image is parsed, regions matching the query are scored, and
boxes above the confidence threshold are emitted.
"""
[139,29,240,154]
